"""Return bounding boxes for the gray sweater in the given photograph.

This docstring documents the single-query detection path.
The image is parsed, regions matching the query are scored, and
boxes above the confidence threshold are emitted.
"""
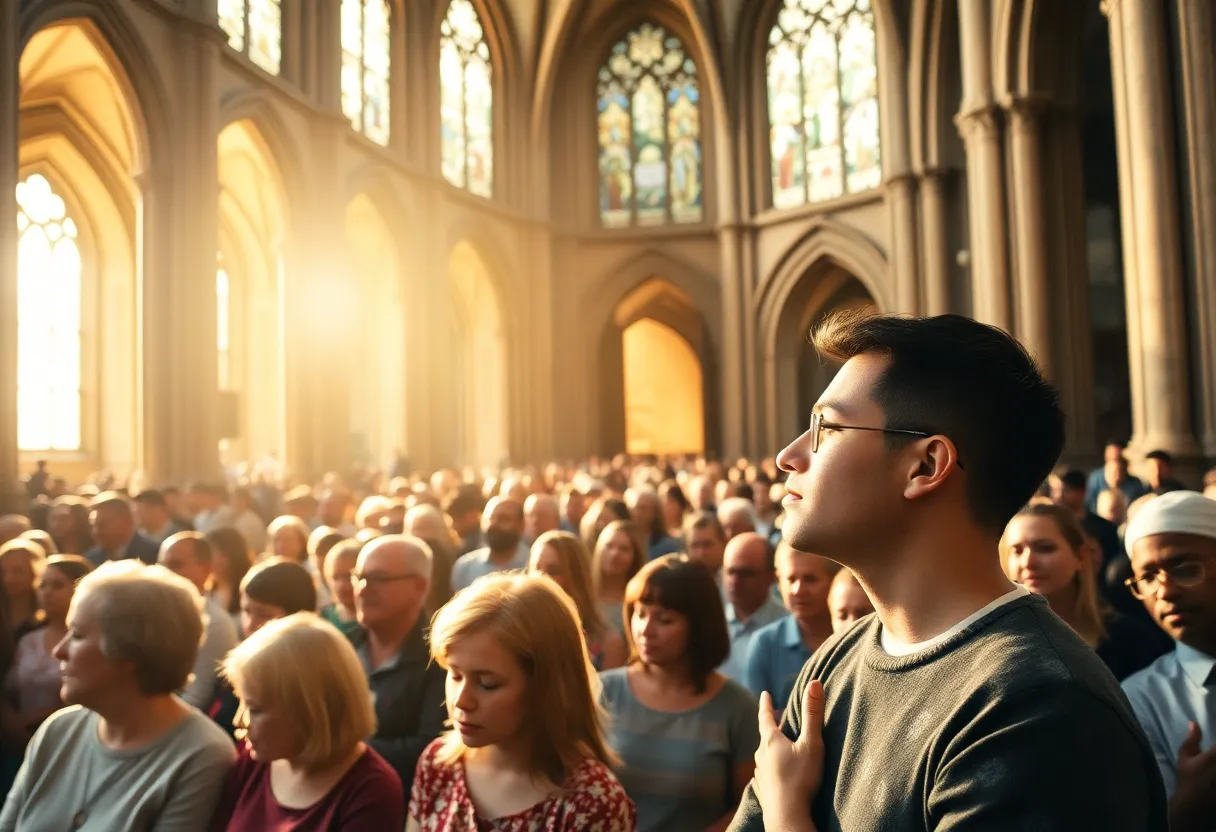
[728,593,1168,831]
[0,705,235,831]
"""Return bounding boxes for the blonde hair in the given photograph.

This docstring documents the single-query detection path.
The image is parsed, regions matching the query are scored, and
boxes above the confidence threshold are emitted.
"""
[222,612,376,768]
[528,531,608,641]
[591,520,646,588]
[1000,503,1108,645]
[266,515,311,560]
[429,573,617,783]
[73,561,204,695]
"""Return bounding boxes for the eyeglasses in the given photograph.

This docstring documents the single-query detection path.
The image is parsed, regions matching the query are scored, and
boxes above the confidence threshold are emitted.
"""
[1124,562,1206,600]
[810,411,932,455]
[351,572,419,587]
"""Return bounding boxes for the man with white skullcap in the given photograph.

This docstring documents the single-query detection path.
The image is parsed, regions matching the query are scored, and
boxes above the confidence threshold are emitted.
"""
[1121,490,1216,829]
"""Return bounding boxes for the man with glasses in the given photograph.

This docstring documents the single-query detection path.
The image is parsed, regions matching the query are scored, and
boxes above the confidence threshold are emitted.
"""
[1122,491,1216,831]
[730,311,1166,831]
[719,533,788,683]
[350,534,446,799]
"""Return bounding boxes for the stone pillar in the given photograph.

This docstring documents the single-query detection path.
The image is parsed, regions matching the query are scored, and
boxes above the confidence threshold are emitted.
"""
[919,168,952,316]
[1177,0,1216,460]
[1104,0,1198,463]
[0,0,21,510]
[145,24,224,484]
[955,0,1011,330]
[717,224,747,459]
[886,174,920,314]
[1005,96,1053,378]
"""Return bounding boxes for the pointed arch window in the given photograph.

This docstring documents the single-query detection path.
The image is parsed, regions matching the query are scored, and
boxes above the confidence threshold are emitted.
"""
[16,174,82,452]
[218,0,282,75]
[342,0,392,146]
[597,23,703,228]
[767,0,881,208]
[440,0,493,198]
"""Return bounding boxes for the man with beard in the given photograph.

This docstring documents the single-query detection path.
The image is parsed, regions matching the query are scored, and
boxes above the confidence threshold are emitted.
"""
[449,497,527,592]
[1121,491,1216,831]
[729,311,1166,831]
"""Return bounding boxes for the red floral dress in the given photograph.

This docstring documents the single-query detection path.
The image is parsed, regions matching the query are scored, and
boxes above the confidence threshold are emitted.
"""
[409,738,636,831]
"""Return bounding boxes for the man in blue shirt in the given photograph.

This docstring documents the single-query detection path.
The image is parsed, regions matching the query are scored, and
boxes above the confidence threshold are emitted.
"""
[743,542,838,710]
[1086,441,1149,514]
[1121,491,1216,830]
[720,533,788,683]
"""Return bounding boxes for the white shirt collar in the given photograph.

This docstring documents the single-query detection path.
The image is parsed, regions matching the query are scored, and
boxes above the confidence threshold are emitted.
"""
[1175,642,1216,687]
[880,584,1031,657]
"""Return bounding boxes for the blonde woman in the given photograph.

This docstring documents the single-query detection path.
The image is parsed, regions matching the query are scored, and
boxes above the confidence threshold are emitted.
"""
[209,613,402,830]
[406,574,635,831]
[592,520,647,637]
[265,516,311,565]
[528,531,626,671]
[1002,502,1171,680]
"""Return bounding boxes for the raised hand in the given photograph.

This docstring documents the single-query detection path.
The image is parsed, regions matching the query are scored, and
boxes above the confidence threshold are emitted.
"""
[752,680,825,832]
[1171,721,1216,832]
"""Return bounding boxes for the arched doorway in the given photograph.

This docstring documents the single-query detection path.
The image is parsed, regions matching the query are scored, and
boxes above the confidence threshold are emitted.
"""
[447,241,508,467]
[600,277,715,456]
[344,194,405,471]
[772,263,876,444]
[217,120,287,473]
[17,21,142,483]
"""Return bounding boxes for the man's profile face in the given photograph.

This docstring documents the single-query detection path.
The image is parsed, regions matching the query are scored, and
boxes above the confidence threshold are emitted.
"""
[776,353,901,559]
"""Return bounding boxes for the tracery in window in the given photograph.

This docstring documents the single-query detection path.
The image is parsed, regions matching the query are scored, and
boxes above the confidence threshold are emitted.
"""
[440,0,493,198]
[597,23,703,228]
[767,0,881,208]
[16,173,82,452]
[342,0,392,145]
[218,0,282,75]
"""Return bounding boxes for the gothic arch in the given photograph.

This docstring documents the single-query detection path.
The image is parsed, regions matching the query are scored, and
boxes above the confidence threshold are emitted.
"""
[992,0,1086,104]
[218,90,307,213]
[442,219,519,330]
[18,1,168,178]
[909,0,964,171]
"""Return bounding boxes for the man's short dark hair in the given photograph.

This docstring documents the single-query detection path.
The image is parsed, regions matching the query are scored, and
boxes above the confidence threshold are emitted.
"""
[133,489,166,508]
[90,491,133,517]
[444,484,485,518]
[812,311,1065,535]
[624,556,729,693]
[1059,469,1088,491]
[1145,449,1172,464]
[168,531,212,565]
[240,557,317,614]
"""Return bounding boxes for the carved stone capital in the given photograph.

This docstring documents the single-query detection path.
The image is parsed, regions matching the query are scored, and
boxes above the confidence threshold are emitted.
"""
[1002,95,1052,136]
[954,106,1002,142]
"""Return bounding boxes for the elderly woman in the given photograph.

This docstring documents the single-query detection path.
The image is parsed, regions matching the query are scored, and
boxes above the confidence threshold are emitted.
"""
[209,613,402,830]
[0,561,236,830]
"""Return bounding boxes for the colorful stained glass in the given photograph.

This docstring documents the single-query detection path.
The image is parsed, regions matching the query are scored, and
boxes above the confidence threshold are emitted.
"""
[596,23,703,226]
[342,0,392,145]
[767,0,880,207]
[217,0,281,76]
[440,0,494,198]
[15,173,82,451]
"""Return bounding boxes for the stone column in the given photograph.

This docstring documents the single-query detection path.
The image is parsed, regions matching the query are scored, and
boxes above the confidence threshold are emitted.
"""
[1104,0,1198,463]
[0,0,21,510]
[919,168,952,316]
[955,0,1011,330]
[1177,0,1216,460]
[1005,96,1053,378]
[886,174,920,314]
[717,223,747,459]
[145,24,224,484]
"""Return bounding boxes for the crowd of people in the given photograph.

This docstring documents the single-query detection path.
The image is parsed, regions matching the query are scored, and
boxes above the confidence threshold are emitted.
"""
[0,310,1212,830]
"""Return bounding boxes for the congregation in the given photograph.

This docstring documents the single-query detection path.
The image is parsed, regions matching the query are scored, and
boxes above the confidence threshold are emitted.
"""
[0,312,1213,830]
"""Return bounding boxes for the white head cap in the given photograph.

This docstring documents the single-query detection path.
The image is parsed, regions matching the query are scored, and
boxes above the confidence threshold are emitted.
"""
[1123,490,1216,558]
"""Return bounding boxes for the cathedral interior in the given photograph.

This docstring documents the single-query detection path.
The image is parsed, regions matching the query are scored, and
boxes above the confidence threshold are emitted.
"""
[1,0,1214,501]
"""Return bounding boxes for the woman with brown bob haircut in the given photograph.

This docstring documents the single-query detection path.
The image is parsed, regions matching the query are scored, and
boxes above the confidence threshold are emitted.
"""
[406,573,635,831]
[599,555,759,831]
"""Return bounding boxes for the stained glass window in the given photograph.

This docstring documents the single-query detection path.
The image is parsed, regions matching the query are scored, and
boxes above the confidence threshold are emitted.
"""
[342,0,392,145]
[217,0,281,76]
[767,0,880,209]
[597,23,702,228]
[440,0,493,198]
[15,173,82,452]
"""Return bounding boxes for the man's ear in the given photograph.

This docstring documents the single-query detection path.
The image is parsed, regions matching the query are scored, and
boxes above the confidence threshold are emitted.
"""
[903,437,961,501]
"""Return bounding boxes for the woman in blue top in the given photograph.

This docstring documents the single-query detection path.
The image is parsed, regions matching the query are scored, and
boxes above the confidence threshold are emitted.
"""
[600,555,759,832]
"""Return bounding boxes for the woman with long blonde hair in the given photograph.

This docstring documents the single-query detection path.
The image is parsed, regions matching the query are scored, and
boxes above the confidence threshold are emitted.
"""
[592,520,647,638]
[1001,502,1170,680]
[406,574,635,831]
[528,531,626,671]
